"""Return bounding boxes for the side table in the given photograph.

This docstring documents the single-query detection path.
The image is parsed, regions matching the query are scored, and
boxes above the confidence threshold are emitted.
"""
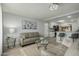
[6,37,16,48]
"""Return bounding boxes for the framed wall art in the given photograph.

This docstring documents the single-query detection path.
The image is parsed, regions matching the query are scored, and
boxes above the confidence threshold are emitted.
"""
[22,20,37,30]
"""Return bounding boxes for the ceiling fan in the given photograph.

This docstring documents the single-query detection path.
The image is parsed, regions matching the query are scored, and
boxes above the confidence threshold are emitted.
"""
[49,3,59,11]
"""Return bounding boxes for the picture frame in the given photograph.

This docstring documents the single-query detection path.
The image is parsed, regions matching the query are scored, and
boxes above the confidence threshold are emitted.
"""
[22,20,37,29]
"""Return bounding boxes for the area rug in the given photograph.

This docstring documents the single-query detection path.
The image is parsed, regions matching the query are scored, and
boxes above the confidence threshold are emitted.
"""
[46,38,68,56]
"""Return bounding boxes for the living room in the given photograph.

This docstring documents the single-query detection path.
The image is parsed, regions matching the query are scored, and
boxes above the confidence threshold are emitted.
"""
[1,3,79,56]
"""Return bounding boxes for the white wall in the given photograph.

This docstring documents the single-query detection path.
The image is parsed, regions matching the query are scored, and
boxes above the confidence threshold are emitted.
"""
[0,4,2,55]
[44,23,49,37]
[3,13,44,34]
[3,12,44,51]
[71,18,79,32]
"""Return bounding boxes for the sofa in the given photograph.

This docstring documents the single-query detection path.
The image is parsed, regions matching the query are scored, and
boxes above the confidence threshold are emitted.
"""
[20,32,40,47]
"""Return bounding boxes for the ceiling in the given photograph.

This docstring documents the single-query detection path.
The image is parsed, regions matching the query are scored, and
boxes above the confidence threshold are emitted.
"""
[2,3,79,21]
[49,12,79,22]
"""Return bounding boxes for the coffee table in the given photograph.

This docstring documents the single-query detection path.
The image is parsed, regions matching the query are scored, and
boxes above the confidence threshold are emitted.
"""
[36,37,48,49]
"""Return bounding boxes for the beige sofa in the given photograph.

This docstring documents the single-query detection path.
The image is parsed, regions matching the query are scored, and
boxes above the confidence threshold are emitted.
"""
[20,32,40,47]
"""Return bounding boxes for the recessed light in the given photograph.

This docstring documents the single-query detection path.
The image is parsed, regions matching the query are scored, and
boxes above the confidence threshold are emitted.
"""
[58,20,64,22]
[67,16,72,18]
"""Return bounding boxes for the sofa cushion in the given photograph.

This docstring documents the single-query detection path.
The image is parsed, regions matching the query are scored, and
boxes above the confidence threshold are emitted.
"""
[28,32,34,37]
[33,32,39,37]
[25,33,29,38]
[30,38,36,41]
[23,38,35,45]
[23,38,31,43]
[20,33,26,39]
[20,33,29,38]
[30,37,39,40]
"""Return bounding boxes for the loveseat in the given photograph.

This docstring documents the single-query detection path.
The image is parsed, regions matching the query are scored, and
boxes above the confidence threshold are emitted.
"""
[20,32,40,47]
